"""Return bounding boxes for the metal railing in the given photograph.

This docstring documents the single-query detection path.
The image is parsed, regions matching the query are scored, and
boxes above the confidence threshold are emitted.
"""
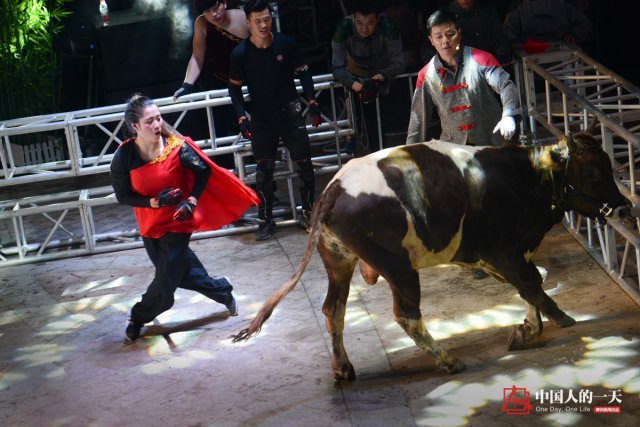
[0,70,424,267]
[0,74,350,186]
[4,47,640,308]
[516,45,640,305]
[0,74,355,266]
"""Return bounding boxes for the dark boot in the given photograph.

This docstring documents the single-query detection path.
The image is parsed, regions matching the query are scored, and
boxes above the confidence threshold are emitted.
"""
[255,219,276,241]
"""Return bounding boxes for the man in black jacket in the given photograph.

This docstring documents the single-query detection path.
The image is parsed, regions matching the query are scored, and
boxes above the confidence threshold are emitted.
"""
[228,0,320,241]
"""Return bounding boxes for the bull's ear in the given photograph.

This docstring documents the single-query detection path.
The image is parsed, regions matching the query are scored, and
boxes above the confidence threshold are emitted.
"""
[586,117,599,134]
[573,132,600,150]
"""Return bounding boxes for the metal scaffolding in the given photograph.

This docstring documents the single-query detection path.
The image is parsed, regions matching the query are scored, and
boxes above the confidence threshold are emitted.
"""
[4,45,640,309]
[516,44,640,305]
[0,74,354,266]
[0,70,426,267]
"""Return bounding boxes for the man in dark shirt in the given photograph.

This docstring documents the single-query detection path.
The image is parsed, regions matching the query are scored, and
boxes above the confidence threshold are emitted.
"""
[228,0,320,241]
[332,0,405,154]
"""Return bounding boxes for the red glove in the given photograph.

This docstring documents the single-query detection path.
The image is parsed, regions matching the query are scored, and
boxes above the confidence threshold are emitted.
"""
[173,197,197,222]
[156,188,182,207]
[239,116,252,140]
[308,102,322,127]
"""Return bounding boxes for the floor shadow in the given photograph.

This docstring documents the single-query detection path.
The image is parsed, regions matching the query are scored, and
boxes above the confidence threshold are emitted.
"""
[143,312,231,337]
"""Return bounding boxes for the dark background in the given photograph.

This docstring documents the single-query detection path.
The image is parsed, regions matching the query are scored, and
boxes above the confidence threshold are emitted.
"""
[54,0,640,113]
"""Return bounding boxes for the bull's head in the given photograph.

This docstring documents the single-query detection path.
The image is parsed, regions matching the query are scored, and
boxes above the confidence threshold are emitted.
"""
[560,132,629,220]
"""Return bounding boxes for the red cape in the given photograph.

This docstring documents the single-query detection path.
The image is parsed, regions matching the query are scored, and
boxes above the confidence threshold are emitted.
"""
[128,135,258,237]
[183,136,259,231]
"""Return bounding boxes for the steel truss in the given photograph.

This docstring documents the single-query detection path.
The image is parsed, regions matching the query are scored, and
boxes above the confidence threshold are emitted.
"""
[0,74,356,266]
[516,44,640,304]
[1,70,422,267]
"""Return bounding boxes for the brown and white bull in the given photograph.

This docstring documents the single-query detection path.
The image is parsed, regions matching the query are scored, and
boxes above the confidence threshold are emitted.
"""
[233,133,628,379]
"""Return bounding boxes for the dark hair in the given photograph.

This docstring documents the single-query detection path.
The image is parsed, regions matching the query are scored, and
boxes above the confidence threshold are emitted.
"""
[193,0,222,14]
[352,0,384,15]
[243,0,271,18]
[426,9,458,35]
[123,93,170,137]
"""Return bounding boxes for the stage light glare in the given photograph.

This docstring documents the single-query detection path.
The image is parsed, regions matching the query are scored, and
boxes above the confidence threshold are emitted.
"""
[62,276,127,296]
[545,364,577,386]
[0,372,28,390]
[543,412,581,426]
[575,361,624,385]
[91,294,119,310]
[46,368,65,378]
[0,310,22,327]
[427,380,464,399]
[583,335,636,349]
[603,367,640,389]
[345,307,373,327]
[15,343,69,367]
[624,377,640,393]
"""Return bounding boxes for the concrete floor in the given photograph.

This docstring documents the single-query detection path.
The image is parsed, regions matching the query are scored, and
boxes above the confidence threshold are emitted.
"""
[1,223,639,426]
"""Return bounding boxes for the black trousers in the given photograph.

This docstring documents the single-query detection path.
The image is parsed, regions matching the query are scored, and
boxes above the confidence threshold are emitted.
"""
[251,115,315,220]
[130,232,233,324]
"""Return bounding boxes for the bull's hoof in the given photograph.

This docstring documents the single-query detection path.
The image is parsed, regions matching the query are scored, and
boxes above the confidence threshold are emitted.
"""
[553,314,576,328]
[507,324,528,351]
[333,365,356,381]
[441,358,466,374]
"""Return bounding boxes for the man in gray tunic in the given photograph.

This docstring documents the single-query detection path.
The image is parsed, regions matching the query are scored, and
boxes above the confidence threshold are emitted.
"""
[407,9,520,147]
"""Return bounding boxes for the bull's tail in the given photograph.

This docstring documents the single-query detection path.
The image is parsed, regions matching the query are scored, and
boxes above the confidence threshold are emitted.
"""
[231,181,342,342]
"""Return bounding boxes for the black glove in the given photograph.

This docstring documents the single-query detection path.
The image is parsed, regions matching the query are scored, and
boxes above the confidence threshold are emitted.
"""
[308,102,322,127]
[173,197,196,222]
[358,79,380,104]
[173,82,193,100]
[156,187,182,207]
[239,117,252,140]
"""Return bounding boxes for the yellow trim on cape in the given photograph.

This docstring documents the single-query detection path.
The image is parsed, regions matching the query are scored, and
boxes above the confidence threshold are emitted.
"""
[149,135,183,165]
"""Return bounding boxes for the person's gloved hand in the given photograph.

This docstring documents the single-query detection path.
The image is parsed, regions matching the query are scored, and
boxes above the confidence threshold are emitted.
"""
[239,116,252,140]
[173,197,197,222]
[493,116,516,140]
[172,82,193,101]
[358,78,380,104]
[308,102,322,127]
[156,187,182,206]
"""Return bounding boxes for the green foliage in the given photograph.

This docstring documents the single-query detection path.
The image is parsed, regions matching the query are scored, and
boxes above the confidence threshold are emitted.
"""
[0,0,72,121]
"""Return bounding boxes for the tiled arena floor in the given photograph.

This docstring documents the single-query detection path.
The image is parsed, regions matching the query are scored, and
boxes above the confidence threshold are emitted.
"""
[1,223,639,426]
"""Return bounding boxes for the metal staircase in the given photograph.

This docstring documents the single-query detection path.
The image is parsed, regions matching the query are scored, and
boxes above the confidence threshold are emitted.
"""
[515,43,640,304]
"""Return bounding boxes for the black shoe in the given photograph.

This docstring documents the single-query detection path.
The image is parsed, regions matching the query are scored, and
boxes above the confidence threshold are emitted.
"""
[297,210,311,233]
[125,321,143,342]
[255,220,276,241]
[216,275,232,290]
[217,276,238,316]
[473,269,489,280]
[226,295,238,316]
